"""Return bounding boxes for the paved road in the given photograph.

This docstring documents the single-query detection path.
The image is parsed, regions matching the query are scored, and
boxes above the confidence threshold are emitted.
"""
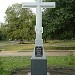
[0,50,75,56]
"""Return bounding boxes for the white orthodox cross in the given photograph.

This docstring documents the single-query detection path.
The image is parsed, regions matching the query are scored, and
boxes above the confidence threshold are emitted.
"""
[22,0,55,47]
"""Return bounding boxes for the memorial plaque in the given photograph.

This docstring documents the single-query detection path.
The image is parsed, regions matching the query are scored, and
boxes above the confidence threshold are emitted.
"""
[35,46,43,57]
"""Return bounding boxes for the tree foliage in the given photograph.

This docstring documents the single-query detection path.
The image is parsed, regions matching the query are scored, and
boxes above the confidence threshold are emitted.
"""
[0,1,75,42]
[43,0,75,41]
[0,23,8,40]
[5,3,35,42]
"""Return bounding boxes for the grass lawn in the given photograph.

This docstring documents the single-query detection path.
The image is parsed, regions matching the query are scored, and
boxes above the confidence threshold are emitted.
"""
[47,56,75,67]
[0,56,75,75]
[0,40,75,51]
[0,42,34,51]
[0,56,31,75]
[45,40,75,50]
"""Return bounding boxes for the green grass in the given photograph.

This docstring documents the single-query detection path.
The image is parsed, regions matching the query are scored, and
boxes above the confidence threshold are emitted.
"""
[0,40,75,51]
[0,43,34,51]
[0,56,75,75]
[47,56,75,67]
[0,56,31,75]
[44,40,75,50]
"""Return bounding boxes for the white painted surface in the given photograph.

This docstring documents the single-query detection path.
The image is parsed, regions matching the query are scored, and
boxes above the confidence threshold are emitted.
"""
[22,0,55,58]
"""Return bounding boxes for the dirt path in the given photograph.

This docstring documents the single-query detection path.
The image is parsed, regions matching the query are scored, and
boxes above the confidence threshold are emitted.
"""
[0,50,75,56]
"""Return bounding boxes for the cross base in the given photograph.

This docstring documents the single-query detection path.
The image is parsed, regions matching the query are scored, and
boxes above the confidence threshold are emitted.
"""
[27,72,50,75]
[31,58,47,75]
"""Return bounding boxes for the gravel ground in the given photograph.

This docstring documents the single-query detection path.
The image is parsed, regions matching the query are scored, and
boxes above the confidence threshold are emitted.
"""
[0,50,75,56]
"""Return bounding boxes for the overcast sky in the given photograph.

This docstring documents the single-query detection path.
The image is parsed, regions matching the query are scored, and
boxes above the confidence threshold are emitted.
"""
[0,0,35,23]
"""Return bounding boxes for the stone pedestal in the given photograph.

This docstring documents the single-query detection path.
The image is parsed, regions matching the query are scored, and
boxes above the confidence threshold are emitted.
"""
[31,45,47,75]
[31,59,47,75]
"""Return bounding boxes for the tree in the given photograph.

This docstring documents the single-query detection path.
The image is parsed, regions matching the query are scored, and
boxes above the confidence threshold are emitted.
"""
[5,3,35,42]
[0,30,2,40]
[43,0,75,41]
[0,23,8,41]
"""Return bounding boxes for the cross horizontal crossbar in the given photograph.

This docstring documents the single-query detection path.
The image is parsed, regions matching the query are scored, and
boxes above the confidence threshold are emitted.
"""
[22,2,55,8]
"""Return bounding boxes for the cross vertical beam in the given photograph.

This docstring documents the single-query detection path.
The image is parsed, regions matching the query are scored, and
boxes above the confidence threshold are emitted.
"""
[36,0,42,40]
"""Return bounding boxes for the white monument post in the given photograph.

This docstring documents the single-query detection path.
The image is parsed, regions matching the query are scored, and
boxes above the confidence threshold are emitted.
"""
[22,0,55,75]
